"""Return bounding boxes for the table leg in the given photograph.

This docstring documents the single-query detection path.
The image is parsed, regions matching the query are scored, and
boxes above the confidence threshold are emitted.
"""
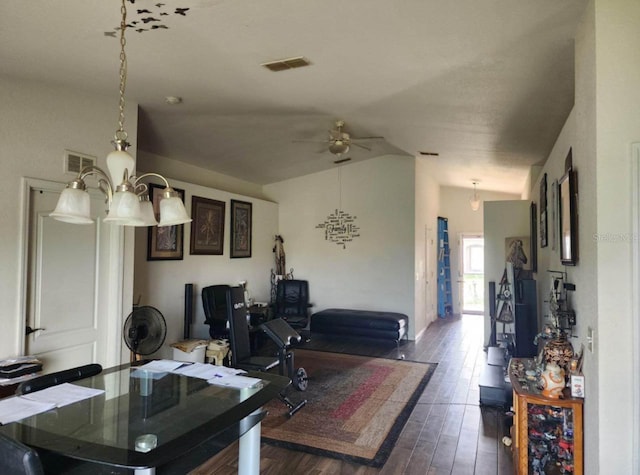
[238,409,262,475]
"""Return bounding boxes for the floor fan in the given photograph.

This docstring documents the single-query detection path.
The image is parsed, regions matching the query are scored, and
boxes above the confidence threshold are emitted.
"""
[123,306,167,361]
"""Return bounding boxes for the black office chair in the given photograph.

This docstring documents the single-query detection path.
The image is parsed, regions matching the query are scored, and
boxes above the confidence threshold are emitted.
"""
[226,286,307,416]
[0,432,44,475]
[202,284,231,339]
[272,279,312,331]
[15,364,102,395]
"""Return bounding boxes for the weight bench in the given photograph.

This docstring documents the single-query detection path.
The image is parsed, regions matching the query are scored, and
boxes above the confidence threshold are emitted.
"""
[310,308,409,359]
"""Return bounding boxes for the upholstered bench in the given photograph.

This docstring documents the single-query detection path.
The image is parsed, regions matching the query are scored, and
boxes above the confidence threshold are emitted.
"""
[310,308,408,358]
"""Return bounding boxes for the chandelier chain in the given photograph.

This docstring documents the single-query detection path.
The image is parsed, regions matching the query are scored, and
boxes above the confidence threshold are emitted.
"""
[116,0,128,141]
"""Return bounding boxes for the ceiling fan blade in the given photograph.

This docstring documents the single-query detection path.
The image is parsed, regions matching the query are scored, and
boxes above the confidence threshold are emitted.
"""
[352,142,372,151]
[292,139,329,144]
[352,136,384,141]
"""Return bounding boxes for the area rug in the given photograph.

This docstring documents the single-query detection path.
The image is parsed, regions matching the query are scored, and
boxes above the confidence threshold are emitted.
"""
[261,349,437,467]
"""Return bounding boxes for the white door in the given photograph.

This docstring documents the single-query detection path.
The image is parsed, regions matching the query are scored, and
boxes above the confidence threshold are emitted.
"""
[25,186,111,373]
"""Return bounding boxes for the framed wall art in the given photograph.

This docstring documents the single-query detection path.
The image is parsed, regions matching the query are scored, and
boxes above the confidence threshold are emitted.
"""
[147,183,186,261]
[559,166,578,265]
[530,202,538,273]
[539,173,548,248]
[230,199,252,258]
[190,196,225,255]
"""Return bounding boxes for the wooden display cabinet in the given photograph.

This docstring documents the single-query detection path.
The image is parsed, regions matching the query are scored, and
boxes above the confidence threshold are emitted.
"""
[509,358,583,475]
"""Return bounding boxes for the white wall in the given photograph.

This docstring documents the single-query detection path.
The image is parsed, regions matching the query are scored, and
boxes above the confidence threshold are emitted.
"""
[483,200,531,345]
[264,155,418,337]
[415,158,440,336]
[138,151,266,200]
[440,187,520,316]
[0,76,137,360]
[133,178,278,358]
[590,1,640,472]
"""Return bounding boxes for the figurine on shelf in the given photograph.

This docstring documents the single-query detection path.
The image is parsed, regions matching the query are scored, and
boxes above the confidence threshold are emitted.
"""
[540,363,565,398]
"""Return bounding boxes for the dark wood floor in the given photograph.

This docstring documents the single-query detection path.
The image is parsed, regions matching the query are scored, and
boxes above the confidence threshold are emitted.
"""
[191,314,514,475]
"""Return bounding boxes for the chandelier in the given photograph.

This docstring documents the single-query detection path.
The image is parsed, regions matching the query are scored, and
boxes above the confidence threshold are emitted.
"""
[470,181,481,211]
[50,0,191,227]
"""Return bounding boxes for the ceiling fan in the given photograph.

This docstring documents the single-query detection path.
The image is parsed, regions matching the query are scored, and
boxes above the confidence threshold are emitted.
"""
[296,120,384,158]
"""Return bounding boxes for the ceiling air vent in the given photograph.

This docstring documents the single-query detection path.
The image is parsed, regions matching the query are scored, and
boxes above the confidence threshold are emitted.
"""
[261,56,311,72]
[64,150,96,175]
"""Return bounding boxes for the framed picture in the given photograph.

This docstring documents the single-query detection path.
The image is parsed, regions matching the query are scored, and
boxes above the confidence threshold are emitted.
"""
[147,183,185,261]
[530,202,538,273]
[230,200,252,258]
[190,196,225,255]
[505,236,531,272]
[539,173,548,248]
[559,166,578,265]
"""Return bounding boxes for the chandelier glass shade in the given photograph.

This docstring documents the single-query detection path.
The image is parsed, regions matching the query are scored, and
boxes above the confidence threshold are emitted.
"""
[470,181,481,211]
[50,0,191,228]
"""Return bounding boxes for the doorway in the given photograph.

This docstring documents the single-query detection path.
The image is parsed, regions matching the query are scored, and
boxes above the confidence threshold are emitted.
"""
[460,235,484,314]
[22,178,125,373]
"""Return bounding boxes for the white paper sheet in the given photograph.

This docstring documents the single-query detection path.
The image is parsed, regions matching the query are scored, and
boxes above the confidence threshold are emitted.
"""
[137,360,186,373]
[0,397,56,425]
[208,375,262,389]
[173,363,247,380]
[20,383,105,408]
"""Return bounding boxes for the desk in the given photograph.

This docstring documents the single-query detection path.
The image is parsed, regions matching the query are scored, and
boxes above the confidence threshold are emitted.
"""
[0,362,288,474]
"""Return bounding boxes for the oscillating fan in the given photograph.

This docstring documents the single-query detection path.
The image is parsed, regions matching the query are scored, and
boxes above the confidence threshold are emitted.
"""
[123,306,167,361]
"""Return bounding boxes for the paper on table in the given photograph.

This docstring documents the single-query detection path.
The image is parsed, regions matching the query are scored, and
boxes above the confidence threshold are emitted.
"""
[137,360,186,373]
[173,363,247,380]
[0,397,56,425]
[20,383,105,408]
[208,375,262,389]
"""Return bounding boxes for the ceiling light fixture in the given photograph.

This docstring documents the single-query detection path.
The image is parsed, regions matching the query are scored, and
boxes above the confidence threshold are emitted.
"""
[470,181,481,212]
[51,0,191,227]
[328,140,350,157]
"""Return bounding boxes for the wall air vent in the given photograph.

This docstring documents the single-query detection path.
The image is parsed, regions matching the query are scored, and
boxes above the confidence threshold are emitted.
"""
[261,56,311,72]
[64,150,96,175]
[333,157,351,164]
[418,151,439,156]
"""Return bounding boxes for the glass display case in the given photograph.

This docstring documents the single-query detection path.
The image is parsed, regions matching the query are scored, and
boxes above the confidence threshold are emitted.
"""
[509,358,583,475]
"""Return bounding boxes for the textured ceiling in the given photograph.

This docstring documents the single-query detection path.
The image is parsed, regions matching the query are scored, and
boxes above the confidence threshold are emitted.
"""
[0,0,587,194]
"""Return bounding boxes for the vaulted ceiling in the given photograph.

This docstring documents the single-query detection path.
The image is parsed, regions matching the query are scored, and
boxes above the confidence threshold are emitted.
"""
[1,0,587,194]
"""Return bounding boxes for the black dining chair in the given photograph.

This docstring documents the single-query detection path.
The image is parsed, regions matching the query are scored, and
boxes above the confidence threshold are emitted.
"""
[15,363,102,395]
[0,432,44,475]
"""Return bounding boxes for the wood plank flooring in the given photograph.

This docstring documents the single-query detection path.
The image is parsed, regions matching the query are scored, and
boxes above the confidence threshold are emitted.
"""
[190,314,514,475]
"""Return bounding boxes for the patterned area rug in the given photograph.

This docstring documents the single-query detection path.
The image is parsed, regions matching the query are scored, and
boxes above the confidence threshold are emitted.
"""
[261,349,437,467]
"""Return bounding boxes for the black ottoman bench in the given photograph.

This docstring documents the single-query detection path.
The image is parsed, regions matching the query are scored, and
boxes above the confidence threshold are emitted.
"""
[310,308,409,358]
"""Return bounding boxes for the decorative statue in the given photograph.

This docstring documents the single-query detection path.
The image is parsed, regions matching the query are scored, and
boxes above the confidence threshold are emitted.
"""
[273,235,286,276]
[540,363,565,398]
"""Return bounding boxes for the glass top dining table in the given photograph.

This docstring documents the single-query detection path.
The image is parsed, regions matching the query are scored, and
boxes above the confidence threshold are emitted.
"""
[0,361,289,473]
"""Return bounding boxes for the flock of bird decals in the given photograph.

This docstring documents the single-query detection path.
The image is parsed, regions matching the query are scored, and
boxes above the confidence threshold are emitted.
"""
[104,1,190,36]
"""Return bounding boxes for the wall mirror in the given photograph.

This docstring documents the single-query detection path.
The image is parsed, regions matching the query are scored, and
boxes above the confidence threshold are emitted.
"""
[559,164,578,265]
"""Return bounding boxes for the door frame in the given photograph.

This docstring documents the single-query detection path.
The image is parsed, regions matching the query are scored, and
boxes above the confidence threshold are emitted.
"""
[18,177,127,368]
[459,233,484,315]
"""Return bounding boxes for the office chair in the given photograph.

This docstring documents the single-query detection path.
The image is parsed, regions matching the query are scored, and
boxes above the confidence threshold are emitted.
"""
[0,432,44,475]
[272,279,312,331]
[15,364,102,395]
[226,286,307,416]
[202,284,231,339]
